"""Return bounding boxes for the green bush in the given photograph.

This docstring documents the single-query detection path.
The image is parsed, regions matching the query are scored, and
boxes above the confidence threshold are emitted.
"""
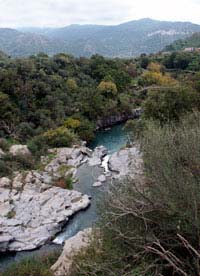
[0,154,36,177]
[143,86,200,123]
[28,127,77,156]
[2,253,59,276]
[72,111,200,276]
[65,175,73,190]
[0,138,9,151]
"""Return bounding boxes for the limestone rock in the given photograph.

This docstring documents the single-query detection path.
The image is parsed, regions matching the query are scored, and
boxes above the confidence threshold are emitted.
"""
[109,146,143,178]
[0,177,11,188]
[98,175,106,183]
[9,145,31,157]
[93,181,102,187]
[88,146,108,166]
[51,228,92,276]
[0,182,90,251]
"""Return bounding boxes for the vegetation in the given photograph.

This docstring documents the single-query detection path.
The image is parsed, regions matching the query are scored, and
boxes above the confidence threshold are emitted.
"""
[1,45,200,275]
[72,111,200,276]
[1,19,200,58]
[165,32,200,52]
[1,253,59,276]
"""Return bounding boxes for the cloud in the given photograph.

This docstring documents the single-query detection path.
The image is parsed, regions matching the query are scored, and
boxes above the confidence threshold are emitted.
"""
[0,0,199,28]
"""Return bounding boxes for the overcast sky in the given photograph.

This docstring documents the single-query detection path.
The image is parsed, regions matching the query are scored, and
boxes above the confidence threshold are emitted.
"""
[0,0,200,28]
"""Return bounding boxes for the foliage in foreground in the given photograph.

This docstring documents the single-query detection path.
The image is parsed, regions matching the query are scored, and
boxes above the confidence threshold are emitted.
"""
[72,112,200,276]
[1,252,59,276]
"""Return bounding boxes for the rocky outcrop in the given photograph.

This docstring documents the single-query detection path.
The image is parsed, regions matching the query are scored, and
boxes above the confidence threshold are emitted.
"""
[88,146,107,166]
[96,108,142,130]
[0,145,98,252]
[0,177,90,252]
[9,145,31,157]
[51,228,92,276]
[0,177,11,188]
[0,144,110,253]
[108,146,143,179]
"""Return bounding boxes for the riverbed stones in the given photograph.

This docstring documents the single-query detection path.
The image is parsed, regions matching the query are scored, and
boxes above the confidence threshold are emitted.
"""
[9,145,31,157]
[51,228,92,276]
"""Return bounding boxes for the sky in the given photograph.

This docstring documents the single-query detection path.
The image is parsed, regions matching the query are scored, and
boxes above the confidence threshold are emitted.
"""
[0,0,200,28]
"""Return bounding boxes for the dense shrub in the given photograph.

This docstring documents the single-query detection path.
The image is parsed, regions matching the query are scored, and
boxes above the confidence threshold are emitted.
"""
[28,127,77,156]
[0,154,36,177]
[72,112,200,276]
[143,86,200,123]
[2,253,59,276]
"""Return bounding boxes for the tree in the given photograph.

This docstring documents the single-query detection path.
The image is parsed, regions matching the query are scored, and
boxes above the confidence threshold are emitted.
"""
[98,81,118,97]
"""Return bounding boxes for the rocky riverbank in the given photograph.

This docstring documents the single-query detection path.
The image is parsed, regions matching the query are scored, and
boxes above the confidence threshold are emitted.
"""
[50,145,143,276]
[0,144,107,252]
[96,108,142,130]
[0,139,143,276]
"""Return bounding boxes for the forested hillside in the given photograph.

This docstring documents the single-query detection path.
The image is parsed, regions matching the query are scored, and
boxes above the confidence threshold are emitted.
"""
[1,18,200,57]
[0,49,200,155]
[165,32,200,51]
[1,47,200,275]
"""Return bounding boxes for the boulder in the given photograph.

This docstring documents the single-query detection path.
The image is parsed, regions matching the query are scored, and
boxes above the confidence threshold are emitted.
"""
[93,181,103,187]
[98,175,106,183]
[88,146,108,166]
[9,145,31,157]
[109,146,143,179]
[51,228,92,276]
[0,177,11,188]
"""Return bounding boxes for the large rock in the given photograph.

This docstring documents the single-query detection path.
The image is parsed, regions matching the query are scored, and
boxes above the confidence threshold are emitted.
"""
[9,145,31,157]
[88,146,108,166]
[0,177,11,188]
[51,228,92,276]
[0,179,90,251]
[109,146,143,179]
[45,146,91,176]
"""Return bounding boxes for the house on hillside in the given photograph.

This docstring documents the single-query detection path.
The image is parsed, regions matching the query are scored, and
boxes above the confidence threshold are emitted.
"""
[184,47,195,52]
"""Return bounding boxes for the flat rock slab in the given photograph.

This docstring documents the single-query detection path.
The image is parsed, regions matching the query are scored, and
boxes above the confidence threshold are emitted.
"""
[0,182,90,252]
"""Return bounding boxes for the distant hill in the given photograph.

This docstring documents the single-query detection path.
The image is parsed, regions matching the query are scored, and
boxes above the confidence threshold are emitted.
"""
[0,28,61,57]
[164,32,200,51]
[1,18,200,57]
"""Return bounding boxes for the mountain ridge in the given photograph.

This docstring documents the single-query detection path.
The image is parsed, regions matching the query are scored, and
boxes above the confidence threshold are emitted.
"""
[1,18,200,57]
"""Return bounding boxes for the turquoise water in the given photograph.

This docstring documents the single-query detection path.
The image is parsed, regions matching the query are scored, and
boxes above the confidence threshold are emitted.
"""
[55,123,128,242]
[0,123,128,271]
[90,124,128,154]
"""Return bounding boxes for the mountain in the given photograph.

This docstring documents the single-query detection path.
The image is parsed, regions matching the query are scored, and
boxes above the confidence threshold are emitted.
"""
[164,32,200,51]
[1,18,200,58]
[0,28,61,57]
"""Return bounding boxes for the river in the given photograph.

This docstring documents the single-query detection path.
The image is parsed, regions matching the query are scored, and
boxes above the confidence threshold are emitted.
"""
[0,123,128,271]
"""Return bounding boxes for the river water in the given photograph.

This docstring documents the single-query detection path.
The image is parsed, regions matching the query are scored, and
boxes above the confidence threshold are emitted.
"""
[0,124,128,271]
